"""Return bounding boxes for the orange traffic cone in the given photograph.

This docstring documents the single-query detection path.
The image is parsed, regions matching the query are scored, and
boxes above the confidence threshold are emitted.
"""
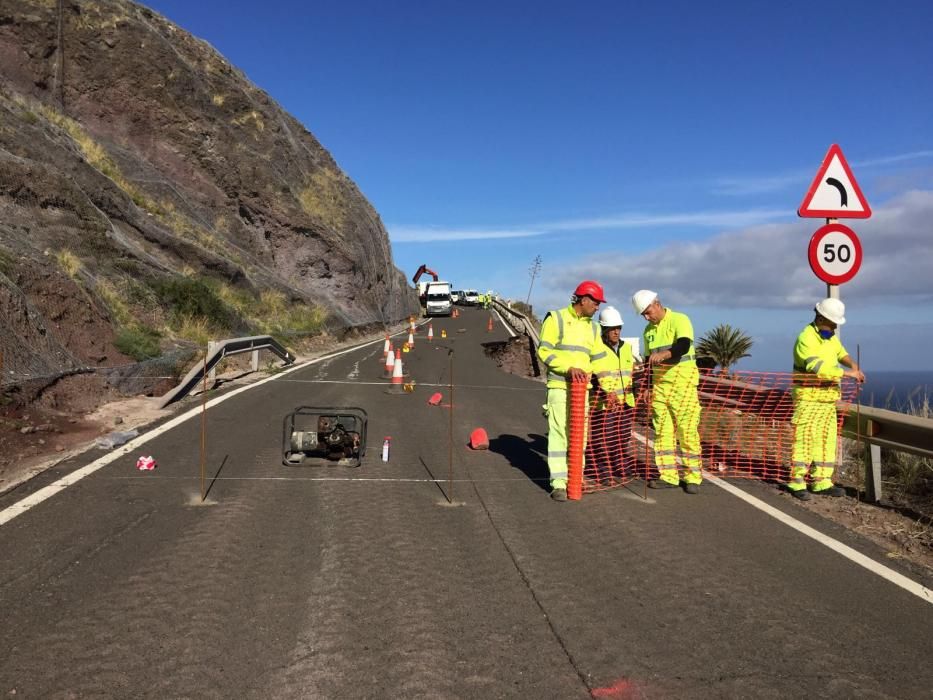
[427,324,434,342]
[383,348,395,378]
[487,316,493,332]
[410,318,417,334]
[387,356,405,393]
[408,331,415,349]
[428,392,443,406]
[383,335,390,357]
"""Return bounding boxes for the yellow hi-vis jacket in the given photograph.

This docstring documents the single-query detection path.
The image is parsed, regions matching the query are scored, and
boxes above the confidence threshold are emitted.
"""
[792,323,849,402]
[642,308,698,387]
[591,339,636,409]
[537,305,605,389]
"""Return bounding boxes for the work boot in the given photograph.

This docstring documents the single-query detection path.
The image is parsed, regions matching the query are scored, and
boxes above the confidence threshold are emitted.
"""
[812,485,845,497]
[790,488,812,501]
[550,488,568,502]
[683,483,700,495]
[648,479,679,489]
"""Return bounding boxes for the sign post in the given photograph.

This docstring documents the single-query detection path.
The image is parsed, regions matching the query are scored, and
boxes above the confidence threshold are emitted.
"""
[798,144,871,302]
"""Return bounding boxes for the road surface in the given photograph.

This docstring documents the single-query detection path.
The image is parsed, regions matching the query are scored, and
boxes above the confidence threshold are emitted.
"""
[1,306,930,698]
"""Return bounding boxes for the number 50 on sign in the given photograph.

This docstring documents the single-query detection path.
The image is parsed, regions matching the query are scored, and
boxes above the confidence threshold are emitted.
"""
[807,222,863,285]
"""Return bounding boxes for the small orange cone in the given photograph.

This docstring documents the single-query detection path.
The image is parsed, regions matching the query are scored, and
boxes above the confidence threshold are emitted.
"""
[487,316,494,332]
[428,392,443,406]
[383,335,390,357]
[408,331,415,349]
[469,428,489,450]
[410,318,417,334]
[427,324,434,342]
[383,348,395,378]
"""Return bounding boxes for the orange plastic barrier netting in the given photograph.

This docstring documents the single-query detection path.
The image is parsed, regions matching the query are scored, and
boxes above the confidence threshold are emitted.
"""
[576,370,860,494]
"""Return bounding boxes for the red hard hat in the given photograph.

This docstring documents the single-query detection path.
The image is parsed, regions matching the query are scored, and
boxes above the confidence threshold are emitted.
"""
[573,280,606,303]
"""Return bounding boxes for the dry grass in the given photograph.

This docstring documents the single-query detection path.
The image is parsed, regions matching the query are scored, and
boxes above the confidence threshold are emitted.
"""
[55,249,83,279]
[298,167,348,231]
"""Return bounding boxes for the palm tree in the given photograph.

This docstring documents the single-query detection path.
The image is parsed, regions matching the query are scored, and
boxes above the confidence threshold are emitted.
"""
[695,324,753,375]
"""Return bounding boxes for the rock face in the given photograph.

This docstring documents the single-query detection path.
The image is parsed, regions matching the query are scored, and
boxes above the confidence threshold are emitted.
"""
[0,0,417,382]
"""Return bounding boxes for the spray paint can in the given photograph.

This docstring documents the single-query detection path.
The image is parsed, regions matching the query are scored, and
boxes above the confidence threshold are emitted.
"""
[381,437,391,462]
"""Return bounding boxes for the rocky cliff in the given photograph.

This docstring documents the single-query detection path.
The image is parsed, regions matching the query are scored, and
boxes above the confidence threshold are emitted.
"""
[0,0,417,386]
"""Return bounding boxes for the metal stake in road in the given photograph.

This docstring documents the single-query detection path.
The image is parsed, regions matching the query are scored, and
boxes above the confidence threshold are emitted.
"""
[200,352,208,502]
[447,348,454,503]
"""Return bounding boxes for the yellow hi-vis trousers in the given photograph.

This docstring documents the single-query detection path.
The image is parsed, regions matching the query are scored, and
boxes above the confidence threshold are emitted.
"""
[652,380,703,485]
[545,387,589,489]
[789,399,838,492]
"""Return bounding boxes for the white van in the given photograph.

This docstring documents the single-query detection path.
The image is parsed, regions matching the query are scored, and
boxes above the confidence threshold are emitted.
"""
[425,281,453,316]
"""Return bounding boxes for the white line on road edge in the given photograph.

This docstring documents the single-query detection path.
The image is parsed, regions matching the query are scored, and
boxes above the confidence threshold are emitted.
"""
[631,431,932,605]
[493,309,517,338]
[0,338,383,527]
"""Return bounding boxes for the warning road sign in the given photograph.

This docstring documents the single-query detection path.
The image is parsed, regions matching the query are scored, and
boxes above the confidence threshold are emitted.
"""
[808,223,863,285]
[798,144,871,219]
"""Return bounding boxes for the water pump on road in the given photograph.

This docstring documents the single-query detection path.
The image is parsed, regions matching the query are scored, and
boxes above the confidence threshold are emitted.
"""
[282,406,367,467]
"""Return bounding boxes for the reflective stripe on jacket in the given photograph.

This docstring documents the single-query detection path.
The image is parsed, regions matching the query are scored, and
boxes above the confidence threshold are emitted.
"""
[792,323,848,402]
[592,340,636,409]
[537,305,604,389]
[642,308,698,387]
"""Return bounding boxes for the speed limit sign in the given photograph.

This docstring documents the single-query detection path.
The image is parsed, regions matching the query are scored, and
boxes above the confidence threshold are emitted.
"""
[808,223,863,285]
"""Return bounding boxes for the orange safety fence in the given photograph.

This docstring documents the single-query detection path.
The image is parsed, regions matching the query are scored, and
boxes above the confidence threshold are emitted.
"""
[572,370,861,495]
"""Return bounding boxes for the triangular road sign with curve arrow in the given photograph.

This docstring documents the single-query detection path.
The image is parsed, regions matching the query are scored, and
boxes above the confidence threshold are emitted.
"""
[798,144,872,218]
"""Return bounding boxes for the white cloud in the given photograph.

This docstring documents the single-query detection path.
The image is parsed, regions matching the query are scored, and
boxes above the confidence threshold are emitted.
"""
[712,149,933,196]
[548,189,933,311]
[389,207,787,243]
[390,226,543,242]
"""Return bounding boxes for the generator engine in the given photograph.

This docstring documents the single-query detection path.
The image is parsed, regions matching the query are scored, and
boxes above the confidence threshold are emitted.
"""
[283,407,367,467]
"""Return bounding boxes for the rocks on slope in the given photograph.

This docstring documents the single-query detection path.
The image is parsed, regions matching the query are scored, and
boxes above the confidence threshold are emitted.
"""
[0,0,417,389]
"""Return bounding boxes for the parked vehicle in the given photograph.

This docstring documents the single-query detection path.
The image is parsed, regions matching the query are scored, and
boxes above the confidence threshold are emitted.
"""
[463,289,480,306]
[425,281,453,316]
[451,290,462,304]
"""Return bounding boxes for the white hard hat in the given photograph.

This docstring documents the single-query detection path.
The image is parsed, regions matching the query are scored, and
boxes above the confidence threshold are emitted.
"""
[631,289,658,315]
[815,298,846,325]
[599,306,624,328]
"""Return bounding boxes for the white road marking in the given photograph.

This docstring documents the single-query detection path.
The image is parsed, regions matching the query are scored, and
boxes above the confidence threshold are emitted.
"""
[631,430,932,605]
[493,309,517,338]
[0,339,384,527]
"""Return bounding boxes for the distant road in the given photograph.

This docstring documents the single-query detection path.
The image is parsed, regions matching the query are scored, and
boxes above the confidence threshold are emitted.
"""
[1,306,930,698]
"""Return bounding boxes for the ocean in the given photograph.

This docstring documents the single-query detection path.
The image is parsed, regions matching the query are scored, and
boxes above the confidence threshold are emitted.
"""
[857,370,932,411]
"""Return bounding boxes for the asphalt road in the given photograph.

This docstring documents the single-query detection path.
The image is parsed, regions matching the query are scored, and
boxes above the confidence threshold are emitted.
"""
[1,305,930,699]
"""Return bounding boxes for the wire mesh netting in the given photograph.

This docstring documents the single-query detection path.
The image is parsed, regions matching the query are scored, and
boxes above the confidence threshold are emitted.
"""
[578,371,860,493]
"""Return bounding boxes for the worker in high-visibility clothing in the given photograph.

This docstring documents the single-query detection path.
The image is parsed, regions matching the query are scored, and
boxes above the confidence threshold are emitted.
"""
[585,306,636,486]
[537,280,607,501]
[788,298,865,501]
[632,289,703,494]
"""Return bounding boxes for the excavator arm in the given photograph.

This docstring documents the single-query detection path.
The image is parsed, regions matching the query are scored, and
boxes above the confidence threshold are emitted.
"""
[411,264,439,285]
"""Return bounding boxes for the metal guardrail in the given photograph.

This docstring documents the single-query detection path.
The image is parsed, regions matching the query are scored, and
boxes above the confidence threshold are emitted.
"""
[842,405,933,502]
[503,306,933,503]
[491,299,539,345]
[158,335,295,408]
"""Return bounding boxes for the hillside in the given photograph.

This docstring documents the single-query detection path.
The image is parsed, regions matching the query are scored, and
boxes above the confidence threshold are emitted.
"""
[0,0,417,397]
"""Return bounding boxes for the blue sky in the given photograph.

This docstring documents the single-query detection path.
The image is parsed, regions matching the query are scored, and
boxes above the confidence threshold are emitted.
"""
[142,0,933,371]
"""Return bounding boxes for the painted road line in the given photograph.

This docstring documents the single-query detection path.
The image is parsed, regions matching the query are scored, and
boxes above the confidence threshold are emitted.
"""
[0,337,385,527]
[631,430,932,605]
[493,309,517,338]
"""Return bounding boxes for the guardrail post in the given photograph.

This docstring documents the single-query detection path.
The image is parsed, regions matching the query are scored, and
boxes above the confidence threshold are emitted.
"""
[251,349,260,372]
[866,437,883,503]
[207,341,217,384]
